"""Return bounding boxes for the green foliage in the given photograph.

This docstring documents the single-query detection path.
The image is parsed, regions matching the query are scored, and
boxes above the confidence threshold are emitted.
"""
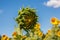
[16,7,38,31]
[14,7,44,40]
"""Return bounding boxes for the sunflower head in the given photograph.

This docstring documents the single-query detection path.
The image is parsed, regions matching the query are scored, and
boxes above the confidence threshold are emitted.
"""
[58,20,60,24]
[2,35,9,40]
[12,32,17,36]
[51,17,58,25]
[12,32,17,38]
[48,30,51,33]
[34,23,40,30]
[16,7,38,31]
[2,35,6,37]
[56,31,60,37]
[38,32,43,37]
[47,30,51,35]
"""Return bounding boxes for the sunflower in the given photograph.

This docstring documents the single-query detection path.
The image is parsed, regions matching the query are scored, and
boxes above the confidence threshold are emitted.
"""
[34,23,40,29]
[1,35,9,40]
[48,30,51,34]
[56,31,60,37]
[51,17,58,25]
[5,37,9,40]
[45,34,49,38]
[58,20,60,24]
[38,32,43,37]
[16,7,38,31]
[12,32,17,38]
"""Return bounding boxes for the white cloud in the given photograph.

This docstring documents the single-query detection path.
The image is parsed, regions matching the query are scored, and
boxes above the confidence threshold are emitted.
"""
[44,0,60,8]
[0,9,3,14]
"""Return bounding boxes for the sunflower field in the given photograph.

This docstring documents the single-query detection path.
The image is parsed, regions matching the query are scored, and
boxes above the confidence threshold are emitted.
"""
[0,7,60,40]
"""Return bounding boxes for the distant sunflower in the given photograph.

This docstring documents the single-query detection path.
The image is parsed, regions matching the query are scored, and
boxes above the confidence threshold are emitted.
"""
[16,7,38,31]
[1,35,9,40]
[51,17,58,25]
[38,32,43,37]
[12,32,17,38]
[34,23,40,29]
[48,30,51,34]
[56,31,60,37]
[45,34,49,38]
[58,20,60,24]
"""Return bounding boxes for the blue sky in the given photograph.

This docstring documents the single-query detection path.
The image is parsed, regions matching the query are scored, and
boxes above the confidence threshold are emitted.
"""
[0,0,60,37]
